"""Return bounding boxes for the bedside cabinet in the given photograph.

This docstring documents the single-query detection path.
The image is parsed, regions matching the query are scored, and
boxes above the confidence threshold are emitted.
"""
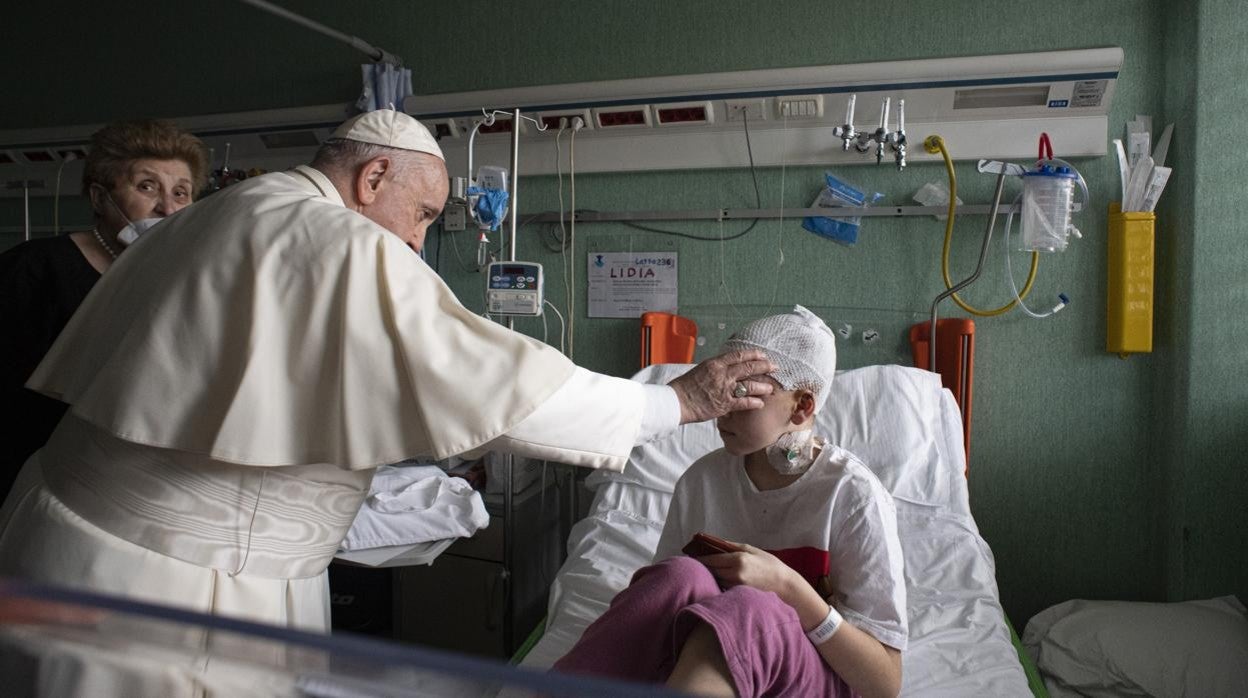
[390,476,563,659]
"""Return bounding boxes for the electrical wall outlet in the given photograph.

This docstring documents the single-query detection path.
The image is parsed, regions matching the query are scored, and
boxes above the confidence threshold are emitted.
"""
[775,94,825,119]
[724,99,767,122]
[536,109,593,132]
[441,203,467,232]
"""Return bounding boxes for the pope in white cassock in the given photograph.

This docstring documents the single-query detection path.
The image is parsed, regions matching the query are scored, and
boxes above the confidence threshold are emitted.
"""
[0,110,775,632]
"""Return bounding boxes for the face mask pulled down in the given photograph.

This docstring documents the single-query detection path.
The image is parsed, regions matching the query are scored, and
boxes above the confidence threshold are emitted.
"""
[99,186,164,247]
[116,217,164,246]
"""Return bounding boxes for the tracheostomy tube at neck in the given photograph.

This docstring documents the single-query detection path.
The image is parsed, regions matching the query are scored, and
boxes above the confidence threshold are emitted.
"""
[766,430,822,475]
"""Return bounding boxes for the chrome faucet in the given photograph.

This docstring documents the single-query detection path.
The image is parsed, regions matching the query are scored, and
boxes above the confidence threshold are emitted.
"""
[831,94,857,151]
[833,94,907,169]
[867,97,891,164]
[889,99,907,170]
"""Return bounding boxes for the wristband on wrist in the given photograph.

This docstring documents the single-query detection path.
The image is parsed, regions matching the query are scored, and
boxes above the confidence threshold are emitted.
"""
[806,604,844,645]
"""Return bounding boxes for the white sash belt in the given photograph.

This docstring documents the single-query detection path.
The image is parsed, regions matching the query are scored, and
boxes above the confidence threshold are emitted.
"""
[41,415,373,579]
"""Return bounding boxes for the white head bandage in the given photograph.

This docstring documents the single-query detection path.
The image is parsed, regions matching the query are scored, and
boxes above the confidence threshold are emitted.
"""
[331,110,445,161]
[720,305,838,411]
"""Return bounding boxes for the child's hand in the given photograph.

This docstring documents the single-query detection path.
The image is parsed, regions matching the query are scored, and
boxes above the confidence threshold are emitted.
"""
[697,542,804,599]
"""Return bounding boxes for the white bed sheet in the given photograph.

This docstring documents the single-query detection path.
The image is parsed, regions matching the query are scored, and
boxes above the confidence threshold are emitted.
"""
[521,482,1029,696]
[520,364,1031,696]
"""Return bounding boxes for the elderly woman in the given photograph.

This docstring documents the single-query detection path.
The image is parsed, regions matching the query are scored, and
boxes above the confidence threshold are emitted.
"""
[0,119,208,500]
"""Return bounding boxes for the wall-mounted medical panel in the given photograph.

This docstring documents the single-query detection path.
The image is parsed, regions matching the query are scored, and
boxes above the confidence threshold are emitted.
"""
[405,48,1122,177]
[0,49,1122,199]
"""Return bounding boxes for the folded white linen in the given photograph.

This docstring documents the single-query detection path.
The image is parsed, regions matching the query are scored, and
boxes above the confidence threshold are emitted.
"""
[339,465,489,551]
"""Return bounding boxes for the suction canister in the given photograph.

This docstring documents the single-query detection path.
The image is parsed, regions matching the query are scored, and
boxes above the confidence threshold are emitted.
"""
[1019,165,1079,252]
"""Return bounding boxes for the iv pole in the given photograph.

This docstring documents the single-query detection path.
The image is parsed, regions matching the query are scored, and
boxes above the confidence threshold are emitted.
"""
[5,181,39,242]
[492,107,557,653]
[501,108,521,655]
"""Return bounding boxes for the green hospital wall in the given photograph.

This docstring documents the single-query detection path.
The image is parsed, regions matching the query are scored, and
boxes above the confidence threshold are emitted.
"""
[1163,0,1248,604]
[1158,0,1199,605]
[2,0,1243,628]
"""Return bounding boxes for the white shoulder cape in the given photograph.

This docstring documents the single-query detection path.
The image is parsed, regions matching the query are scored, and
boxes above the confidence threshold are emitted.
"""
[29,166,577,469]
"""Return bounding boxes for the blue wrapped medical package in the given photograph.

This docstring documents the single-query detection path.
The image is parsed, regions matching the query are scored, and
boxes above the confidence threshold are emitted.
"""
[802,173,881,245]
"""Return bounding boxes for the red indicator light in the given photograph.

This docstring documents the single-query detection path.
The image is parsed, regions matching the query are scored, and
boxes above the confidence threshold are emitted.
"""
[598,110,647,127]
[657,106,707,123]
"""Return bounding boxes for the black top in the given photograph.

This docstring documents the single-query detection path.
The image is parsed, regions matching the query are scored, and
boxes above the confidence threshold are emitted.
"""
[0,234,101,500]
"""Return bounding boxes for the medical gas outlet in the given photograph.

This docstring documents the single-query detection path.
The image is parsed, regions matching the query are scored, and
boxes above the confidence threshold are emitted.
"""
[487,262,544,316]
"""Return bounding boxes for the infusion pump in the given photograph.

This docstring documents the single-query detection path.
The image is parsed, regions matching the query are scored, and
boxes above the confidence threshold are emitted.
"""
[486,261,543,316]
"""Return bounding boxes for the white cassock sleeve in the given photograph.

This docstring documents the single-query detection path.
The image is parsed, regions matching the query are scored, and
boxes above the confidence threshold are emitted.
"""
[637,382,682,442]
[479,368,681,472]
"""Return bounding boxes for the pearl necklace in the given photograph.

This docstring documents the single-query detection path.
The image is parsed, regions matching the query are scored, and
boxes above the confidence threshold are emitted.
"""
[92,228,118,260]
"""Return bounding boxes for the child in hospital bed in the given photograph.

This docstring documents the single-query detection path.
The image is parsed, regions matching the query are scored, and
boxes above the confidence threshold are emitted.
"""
[553,306,907,697]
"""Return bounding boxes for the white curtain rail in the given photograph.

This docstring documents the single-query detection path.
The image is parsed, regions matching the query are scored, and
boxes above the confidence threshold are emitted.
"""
[238,0,403,65]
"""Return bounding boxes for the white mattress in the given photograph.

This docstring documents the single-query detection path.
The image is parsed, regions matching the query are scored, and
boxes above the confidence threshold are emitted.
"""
[519,364,1031,696]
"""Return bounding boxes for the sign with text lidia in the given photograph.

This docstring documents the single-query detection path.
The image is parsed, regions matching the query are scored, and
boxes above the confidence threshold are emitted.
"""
[587,252,679,318]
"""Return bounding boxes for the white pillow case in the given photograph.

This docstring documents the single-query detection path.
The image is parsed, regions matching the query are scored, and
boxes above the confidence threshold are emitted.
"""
[587,363,967,512]
[821,364,965,509]
[1023,596,1248,698]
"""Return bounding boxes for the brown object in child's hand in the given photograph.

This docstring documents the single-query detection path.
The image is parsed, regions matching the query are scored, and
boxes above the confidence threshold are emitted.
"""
[682,532,740,557]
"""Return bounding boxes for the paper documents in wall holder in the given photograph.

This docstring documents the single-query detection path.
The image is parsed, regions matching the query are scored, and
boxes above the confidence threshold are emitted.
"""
[1115,115,1173,213]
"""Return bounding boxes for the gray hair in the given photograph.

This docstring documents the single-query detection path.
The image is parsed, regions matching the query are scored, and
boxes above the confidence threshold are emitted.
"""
[311,139,437,183]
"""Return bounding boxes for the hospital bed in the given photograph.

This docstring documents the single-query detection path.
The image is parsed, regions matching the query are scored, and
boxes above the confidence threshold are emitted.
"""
[515,359,1044,696]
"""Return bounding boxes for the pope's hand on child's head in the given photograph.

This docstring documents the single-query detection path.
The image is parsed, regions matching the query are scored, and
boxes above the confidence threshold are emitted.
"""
[668,350,777,424]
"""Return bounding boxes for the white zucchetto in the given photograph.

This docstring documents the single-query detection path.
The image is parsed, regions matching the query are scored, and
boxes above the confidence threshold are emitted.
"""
[331,109,445,161]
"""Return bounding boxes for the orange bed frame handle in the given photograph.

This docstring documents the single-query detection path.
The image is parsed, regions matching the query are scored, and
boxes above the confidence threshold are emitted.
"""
[909,319,975,470]
[640,312,698,368]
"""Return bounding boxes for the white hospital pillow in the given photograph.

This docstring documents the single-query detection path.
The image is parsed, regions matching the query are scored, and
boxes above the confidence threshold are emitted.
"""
[1022,596,1248,698]
[588,363,965,512]
[817,365,964,509]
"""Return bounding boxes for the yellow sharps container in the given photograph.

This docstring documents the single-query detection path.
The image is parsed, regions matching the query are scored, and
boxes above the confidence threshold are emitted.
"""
[1106,202,1156,356]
